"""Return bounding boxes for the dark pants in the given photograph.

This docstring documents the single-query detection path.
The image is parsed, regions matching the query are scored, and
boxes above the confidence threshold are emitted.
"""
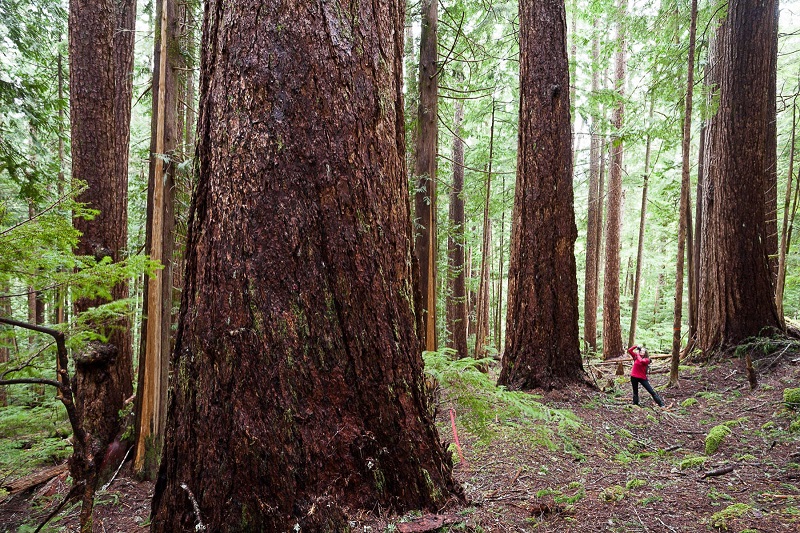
[631,377,664,406]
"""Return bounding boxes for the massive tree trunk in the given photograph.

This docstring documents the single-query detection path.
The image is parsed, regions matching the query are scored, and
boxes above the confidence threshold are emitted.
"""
[765,1,779,286]
[698,0,782,352]
[151,2,460,530]
[69,0,134,459]
[602,0,627,359]
[446,101,468,358]
[584,19,602,353]
[498,0,583,390]
[134,0,179,479]
[413,0,439,352]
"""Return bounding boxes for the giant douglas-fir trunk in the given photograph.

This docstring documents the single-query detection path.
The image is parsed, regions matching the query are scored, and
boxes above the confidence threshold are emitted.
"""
[698,0,781,352]
[69,0,134,462]
[151,2,460,530]
[498,0,583,390]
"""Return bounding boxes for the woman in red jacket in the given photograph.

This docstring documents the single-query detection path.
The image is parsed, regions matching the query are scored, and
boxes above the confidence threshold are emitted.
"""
[628,344,664,407]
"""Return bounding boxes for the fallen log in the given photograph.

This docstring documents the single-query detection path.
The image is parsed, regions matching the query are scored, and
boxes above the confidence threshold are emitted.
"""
[701,464,735,479]
[3,463,69,494]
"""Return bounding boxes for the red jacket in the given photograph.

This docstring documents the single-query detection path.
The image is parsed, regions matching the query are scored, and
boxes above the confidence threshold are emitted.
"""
[628,345,650,379]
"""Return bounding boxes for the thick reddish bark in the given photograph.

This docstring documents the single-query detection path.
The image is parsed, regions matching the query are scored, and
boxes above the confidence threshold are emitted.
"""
[151,2,460,530]
[446,101,468,358]
[69,0,134,461]
[413,0,438,352]
[498,0,583,390]
[698,0,782,352]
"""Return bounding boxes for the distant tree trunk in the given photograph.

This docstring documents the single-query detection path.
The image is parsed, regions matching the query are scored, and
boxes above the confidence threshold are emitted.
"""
[584,23,601,350]
[668,0,697,385]
[776,90,797,328]
[134,0,179,479]
[151,2,460,529]
[446,101,468,358]
[474,104,495,359]
[698,0,782,353]
[765,1,779,286]
[602,0,627,360]
[494,174,506,351]
[498,0,583,390]
[0,282,8,407]
[653,271,664,323]
[628,169,649,347]
[692,118,706,339]
[56,48,66,327]
[413,0,438,352]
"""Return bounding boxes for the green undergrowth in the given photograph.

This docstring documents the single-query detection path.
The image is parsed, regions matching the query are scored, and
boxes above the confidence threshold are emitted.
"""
[423,350,581,447]
[0,400,72,481]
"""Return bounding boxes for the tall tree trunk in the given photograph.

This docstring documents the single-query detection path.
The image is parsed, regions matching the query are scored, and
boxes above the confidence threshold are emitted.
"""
[151,2,460,529]
[776,89,797,328]
[446,101,468,358]
[413,0,439,352]
[474,104,495,359]
[134,0,179,479]
[56,48,66,327]
[698,0,782,353]
[498,0,582,390]
[692,119,706,340]
[765,1,779,287]
[69,0,136,524]
[669,0,698,385]
[627,166,649,346]
[602,0,627,360]
[0,282,8,407]
[494,174,505,351]
[584,18,601,352]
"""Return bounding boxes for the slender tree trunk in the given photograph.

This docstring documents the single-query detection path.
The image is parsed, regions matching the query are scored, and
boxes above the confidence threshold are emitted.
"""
[134,0,178,479]
[602,0,627,360]
[56,48,66,327]
[474,105,494,359]
[498,0,582,390]
[584,23,601,350]
[669,0,697,385]
[413,0,439,352]
[494,175,505,351]
[776,92,797,328]
[692,119,706,339]
[151,2,460,529]
[698,0,782,353]
[627,164,649,346]
[0,282,8,407]
[446,101,468,358]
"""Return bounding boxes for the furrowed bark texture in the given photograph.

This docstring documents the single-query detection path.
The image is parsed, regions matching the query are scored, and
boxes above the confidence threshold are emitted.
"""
[698,0,781,352]
[413,0,438,352]
[69,0,134,457]
[446,101,468,358]
[151,2,459,530]
[498,0,583,390]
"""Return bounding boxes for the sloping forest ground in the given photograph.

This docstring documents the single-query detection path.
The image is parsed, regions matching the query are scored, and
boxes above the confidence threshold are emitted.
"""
[1,347,799,532]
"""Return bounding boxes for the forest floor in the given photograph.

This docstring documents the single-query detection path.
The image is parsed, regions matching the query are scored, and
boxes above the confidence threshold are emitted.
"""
[1,348,799,532]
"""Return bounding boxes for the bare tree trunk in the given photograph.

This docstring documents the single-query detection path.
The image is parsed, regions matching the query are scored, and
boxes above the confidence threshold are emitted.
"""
[69,0,136,523]
[413,0,439,352]
[446,101,468,358]
[602,0,627,360]
[627,160,650,346]
[474,104,495,359]
[494,174,506,351]
[698,0,782,353]
[765,1,779,287]
[583,19,601,351]
[498,0,583,390]
[151,2,461,529]
[134,0,179,479]
[669,0,697,385]
[776,89,797,328]
[692,118,706,340]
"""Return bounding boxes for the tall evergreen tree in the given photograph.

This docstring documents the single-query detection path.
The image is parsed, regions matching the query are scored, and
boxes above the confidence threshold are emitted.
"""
[498,0,583,390]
